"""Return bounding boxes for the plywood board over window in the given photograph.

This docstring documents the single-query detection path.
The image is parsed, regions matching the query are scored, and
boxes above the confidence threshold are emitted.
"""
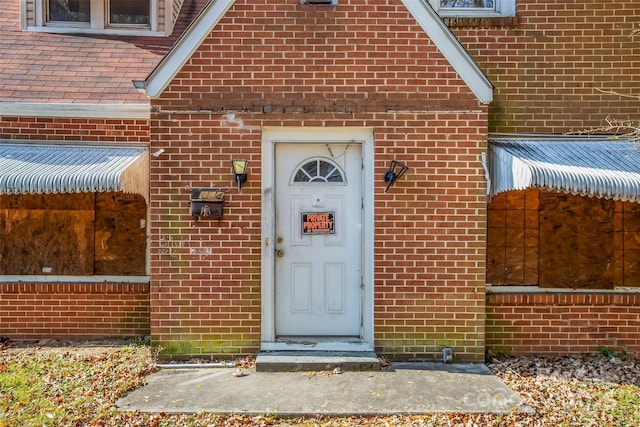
[94,192,146,275]
[487,189,640,289]
[539,193,615,289]
[0,193,94,275]
[0,192,146,276]
[486,189,539,285]
[623,202,640,286]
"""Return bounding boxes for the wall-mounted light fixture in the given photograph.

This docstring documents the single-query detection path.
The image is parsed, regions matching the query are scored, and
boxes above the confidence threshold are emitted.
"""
[384,160,409,193]
[232,159,249,193]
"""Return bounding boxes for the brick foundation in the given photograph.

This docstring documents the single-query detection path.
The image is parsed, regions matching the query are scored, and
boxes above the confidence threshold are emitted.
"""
[486,290,640,357]
[0,282,150,340]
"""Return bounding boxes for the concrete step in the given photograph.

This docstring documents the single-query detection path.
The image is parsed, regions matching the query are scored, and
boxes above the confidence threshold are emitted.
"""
[255,351,380,372]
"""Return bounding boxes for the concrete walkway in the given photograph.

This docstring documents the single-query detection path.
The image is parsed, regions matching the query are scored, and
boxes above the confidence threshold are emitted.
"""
[117,362,532,416]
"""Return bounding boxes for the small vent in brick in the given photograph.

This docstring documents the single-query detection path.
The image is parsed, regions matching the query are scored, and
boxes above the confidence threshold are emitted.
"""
[300,0,338,5]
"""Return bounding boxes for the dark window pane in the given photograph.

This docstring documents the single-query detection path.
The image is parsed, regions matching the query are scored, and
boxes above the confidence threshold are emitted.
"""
[295,170,311,182]
[110,0,150,25]
[303,161,319,177]
[326,170,342,182]
[49,0,90,22]
[441,0,494,7]
[319,161,335,177]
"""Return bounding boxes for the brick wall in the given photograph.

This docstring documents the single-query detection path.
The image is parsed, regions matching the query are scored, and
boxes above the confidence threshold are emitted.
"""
[452,0,640,134]
[150,0,487,361]
[371,112,487,361]
[0,283,150,340]
[487,292,640,357]
[150,111,487,360]
[0,116,149,142]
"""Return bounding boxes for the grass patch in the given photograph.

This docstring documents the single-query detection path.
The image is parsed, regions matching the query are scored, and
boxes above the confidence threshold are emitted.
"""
[604,384,640,423]
[0,345,155,426]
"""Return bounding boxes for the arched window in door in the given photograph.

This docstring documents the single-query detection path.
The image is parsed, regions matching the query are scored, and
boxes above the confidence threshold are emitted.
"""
[291,158,346,184]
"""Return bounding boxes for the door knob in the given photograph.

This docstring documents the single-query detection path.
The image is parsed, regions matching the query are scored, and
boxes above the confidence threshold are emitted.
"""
[276,249,285,257]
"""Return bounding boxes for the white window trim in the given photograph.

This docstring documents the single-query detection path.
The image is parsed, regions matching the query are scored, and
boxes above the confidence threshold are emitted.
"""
[429,0,515,17]
[29,0,163,37]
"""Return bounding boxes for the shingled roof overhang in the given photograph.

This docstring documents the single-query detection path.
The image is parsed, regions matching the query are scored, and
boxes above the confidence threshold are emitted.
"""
[489,138,640,203]
[137,0,493,103]
[0,143,149,202]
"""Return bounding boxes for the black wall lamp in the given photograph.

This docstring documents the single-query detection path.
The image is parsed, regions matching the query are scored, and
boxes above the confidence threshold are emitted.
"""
[384,160,409,193]
[232,159,249,192]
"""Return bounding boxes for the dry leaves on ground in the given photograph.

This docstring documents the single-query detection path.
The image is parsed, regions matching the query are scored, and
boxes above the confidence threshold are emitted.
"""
[1,339,639,426]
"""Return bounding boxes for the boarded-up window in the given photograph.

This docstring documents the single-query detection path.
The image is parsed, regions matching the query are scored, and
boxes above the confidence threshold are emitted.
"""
[487,189,640,289]
[0,192,146,276]
[538,193,614,289]
[486,189,539,285]
[94,193,147,275]
[622,202,640,286]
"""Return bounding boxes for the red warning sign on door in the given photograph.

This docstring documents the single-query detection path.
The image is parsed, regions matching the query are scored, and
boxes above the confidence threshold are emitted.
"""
[301,212,335,234]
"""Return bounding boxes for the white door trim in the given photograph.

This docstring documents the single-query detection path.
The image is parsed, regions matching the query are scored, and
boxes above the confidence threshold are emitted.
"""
[261,127,375,352]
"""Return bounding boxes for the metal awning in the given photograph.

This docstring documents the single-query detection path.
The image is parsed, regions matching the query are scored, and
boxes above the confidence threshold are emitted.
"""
[0,143,149,201]
[488,139,640,202]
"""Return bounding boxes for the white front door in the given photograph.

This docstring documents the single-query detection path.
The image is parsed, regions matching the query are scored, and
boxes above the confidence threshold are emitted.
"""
[274,143,362,338]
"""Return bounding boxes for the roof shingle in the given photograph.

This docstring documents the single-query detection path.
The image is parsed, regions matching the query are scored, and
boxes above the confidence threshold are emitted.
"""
[0,0,207,105]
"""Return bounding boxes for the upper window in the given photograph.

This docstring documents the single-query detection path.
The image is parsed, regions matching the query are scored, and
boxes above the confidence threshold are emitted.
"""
[108,0,150,26]
[29,0,158,35]
[429,0,515,17]
[47,0,149,27]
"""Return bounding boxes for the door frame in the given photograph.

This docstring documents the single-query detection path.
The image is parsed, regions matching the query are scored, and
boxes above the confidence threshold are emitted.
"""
[261,127,375,352]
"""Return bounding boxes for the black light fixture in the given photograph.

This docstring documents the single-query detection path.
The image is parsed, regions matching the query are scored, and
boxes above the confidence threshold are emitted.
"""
[384,160,409,193]
[232,159,249,193]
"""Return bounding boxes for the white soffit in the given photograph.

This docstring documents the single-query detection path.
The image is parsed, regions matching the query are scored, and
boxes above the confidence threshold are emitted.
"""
[489,139,640,202]
[0,103,150,119]
[0,143,149,202]
[138,0,492,103]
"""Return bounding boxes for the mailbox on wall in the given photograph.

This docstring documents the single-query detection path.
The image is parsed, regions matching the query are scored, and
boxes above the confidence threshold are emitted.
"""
[190,189,224,219]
